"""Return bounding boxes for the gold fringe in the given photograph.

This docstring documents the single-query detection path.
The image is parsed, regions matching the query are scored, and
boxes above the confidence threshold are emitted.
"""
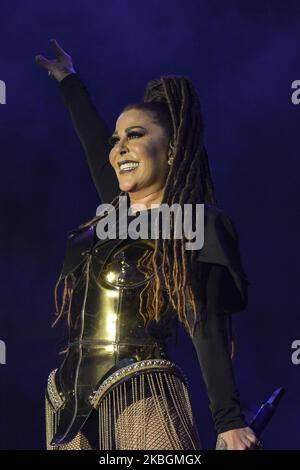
[45,369,201,450]
[45,395,59,450]
[96,370,201,450]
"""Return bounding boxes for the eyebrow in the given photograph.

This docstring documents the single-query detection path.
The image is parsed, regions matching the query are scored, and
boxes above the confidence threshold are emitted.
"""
[111,126,147,138]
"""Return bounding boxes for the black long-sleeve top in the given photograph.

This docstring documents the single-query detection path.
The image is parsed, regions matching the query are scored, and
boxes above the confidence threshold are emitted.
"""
[58,73,249,435]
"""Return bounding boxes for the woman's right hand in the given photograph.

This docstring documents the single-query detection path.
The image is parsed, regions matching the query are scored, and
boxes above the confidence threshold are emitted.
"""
[35,39,75,82]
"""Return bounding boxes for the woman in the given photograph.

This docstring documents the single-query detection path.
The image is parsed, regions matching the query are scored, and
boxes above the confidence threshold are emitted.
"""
[36,40,259,450]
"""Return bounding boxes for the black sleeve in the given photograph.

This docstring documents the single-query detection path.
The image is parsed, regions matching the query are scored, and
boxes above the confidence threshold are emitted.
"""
[58,73,114,201]
[191,263,247,435]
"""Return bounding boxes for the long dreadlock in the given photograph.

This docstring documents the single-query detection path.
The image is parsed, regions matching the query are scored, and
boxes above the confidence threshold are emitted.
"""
[128,75,218,338]
[53,75,219,340]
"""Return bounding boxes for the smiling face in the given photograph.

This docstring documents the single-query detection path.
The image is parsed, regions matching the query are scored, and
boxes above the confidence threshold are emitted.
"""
[108,108,171,202]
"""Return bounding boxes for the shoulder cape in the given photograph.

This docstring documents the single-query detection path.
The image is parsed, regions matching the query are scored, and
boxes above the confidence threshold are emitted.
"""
[197,204,251,313]
[58,204,250,313]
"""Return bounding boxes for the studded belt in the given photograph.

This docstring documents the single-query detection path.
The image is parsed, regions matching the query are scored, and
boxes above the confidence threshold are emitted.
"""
[89,358,188,409]
[46,369,65,412]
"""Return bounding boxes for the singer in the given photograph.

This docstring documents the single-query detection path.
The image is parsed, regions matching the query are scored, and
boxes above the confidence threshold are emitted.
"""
[36,39,260,450]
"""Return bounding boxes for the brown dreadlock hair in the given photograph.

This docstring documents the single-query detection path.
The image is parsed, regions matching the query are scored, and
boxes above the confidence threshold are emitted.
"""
[128,75,218,338]
[53,75,219,340]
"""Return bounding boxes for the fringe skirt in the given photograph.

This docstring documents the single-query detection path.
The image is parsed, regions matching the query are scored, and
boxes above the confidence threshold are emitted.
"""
[45,358,202,450]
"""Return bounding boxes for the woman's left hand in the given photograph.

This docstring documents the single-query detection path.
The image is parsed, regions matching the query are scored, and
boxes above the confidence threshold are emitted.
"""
[216,426,262,450]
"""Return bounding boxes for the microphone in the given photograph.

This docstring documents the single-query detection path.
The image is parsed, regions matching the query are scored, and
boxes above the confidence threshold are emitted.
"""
[249,387,285,438]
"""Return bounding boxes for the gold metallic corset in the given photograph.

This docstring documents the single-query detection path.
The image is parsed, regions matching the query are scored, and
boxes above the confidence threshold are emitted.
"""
[68,237,172,352]
[49,231,177,446]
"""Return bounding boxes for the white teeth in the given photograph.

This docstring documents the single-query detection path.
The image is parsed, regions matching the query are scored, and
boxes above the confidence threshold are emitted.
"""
[120,162,139,171]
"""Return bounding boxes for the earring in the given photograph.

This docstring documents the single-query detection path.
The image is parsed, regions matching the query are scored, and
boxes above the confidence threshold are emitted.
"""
[167,155,174,166]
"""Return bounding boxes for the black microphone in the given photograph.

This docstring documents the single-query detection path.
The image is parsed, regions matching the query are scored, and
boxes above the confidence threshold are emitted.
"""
[249,387,285,437]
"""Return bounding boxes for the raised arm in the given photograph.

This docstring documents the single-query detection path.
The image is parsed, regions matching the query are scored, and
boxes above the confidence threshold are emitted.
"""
[35,39,114,201]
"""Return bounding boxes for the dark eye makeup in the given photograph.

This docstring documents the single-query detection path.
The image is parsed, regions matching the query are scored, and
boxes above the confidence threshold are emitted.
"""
[108,131,144,147]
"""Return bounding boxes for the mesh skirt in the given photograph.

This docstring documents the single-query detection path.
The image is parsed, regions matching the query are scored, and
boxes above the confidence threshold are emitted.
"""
[46,359,202,450]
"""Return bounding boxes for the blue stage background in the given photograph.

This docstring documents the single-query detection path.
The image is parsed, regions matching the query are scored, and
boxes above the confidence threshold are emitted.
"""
[0,0,299,449]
